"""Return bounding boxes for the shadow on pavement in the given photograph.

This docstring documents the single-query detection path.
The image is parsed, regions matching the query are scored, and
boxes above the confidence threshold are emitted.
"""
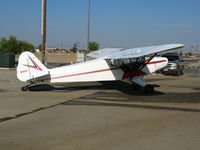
[63,100,200,113]
[27,81,164,96]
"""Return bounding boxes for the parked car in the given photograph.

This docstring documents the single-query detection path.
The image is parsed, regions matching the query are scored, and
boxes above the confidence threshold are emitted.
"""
[161,53,184,76]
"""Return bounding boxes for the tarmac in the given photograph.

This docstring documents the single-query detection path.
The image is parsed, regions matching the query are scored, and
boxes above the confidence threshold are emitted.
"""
[0,68,200,150]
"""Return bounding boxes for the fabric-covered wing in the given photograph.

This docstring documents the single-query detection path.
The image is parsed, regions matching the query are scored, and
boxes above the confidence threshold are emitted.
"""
[105,44,184,59]
[87,48,124,58]
[88,44,184,59]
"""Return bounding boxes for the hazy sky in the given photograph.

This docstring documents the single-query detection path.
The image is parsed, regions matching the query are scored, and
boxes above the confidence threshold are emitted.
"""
[0,0,200,50]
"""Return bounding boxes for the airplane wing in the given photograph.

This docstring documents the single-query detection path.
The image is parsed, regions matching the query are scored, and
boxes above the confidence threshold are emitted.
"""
[88,44,184,59]
[87,48,124,58]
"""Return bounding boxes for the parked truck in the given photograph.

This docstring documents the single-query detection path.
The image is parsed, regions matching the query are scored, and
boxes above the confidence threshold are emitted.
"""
[161,53,184,76]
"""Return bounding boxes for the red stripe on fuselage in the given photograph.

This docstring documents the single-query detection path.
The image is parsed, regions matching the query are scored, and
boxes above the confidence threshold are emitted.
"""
[50,67,121,80]
[49,60,166,81]
[147,60,167,64]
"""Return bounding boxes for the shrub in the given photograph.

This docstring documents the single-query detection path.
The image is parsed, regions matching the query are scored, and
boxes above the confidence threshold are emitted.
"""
[0,36,35,54]
[88,41,99,51]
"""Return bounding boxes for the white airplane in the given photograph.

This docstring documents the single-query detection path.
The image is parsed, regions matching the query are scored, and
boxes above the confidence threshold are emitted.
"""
[17,44,184,94]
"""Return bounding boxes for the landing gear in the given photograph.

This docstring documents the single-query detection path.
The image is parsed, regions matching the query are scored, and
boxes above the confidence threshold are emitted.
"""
[131,77,155,95]
[144,84,154,95]
[21,86,28,91]
[131,83,141,90]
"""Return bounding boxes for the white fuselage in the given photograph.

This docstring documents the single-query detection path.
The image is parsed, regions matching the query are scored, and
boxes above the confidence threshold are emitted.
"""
[47,57,168,83]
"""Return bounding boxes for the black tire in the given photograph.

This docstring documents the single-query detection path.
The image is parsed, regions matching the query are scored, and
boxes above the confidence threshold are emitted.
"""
[132,83,141,90]
[144,85,154,95]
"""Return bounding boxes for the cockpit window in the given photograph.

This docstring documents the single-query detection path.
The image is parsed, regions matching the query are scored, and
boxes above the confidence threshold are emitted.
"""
[107,56,145,67]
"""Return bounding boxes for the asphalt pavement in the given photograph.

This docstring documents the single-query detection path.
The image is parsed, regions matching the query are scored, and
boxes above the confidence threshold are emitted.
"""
[0,69,200,150]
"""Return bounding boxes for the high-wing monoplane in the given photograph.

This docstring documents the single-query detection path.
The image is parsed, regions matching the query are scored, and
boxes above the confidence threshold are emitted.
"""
[17,44,184,94]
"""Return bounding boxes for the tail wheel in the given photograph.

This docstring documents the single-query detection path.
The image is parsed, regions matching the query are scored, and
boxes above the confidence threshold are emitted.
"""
[144,85,154,95]
[21,86,28,91]
[21,82,34,91]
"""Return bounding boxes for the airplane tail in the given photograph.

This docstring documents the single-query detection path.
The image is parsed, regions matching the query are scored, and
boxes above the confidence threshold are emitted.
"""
[17,52,49,83]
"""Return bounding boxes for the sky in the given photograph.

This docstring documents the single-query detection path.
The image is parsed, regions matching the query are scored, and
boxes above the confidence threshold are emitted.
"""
[0,0,200,51]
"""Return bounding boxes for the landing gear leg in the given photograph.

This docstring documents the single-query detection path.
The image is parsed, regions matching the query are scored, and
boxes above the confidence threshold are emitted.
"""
[131,77,155,95]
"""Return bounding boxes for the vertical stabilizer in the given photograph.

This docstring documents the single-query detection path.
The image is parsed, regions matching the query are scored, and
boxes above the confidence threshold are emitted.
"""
[17,52,49,82]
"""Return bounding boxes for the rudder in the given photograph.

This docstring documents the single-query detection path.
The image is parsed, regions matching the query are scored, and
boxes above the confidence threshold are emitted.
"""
[17,52,49,83]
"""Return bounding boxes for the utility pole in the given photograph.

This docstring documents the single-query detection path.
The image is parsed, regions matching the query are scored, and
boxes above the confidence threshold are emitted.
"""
[42,0,47,66]
[191,45,194,56]
[87,0,90,51]
[61,40,63,50]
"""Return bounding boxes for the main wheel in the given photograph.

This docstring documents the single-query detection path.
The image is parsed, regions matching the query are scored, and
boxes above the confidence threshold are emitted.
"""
[132,83,141,90]
[144,85,154,95]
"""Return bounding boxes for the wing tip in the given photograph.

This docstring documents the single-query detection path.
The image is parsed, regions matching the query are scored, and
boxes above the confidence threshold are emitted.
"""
[168,43,185,49]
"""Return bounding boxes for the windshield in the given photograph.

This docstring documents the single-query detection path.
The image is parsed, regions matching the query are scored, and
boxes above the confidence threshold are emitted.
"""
[163,55,179,61]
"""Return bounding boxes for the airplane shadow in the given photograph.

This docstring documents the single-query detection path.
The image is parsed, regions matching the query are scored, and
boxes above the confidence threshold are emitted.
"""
[27,81,164,96]
[62,100,200,113]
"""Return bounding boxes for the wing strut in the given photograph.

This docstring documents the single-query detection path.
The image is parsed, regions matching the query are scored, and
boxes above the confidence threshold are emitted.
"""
[139,53,158,71]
